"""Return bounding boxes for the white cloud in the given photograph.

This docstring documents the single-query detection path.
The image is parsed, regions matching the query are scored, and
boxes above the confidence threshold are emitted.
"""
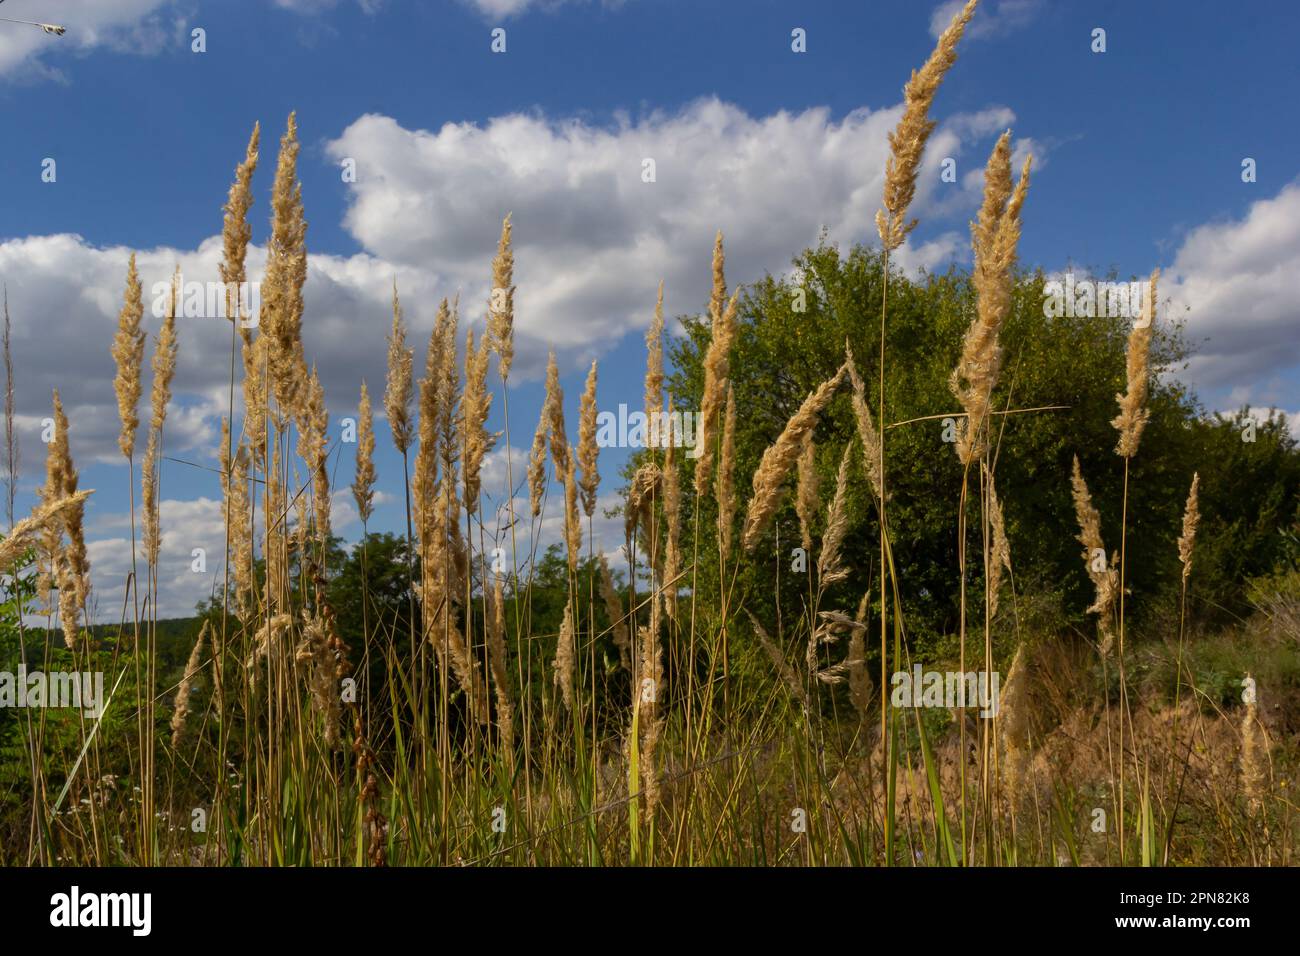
[2,95,1026,467]
[1163,182,1300,394]
[84,495,226,620]
[0,0,184,80]
[0,232,433,468]
[325,98,1024,371]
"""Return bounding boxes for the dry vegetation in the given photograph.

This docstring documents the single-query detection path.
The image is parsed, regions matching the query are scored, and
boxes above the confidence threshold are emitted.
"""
[2,0,1294,867]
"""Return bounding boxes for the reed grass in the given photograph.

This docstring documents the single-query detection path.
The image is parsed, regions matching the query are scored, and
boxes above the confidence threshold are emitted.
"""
[3,10,1291,870]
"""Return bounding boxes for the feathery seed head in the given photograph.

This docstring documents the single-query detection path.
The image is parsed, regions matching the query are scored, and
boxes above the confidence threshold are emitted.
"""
[353,381,376,524]
[877,0,978,251]
[544,349,569,479]
[384,281,415,454]
[1178,471,1200,584]
[950,132,1031,464]
[742,364,848,552]
[111,254,146,459]
[1112,269,1159,458]
[695,287,740,497]
[221,122,260,332]
[462,328,495,513]
[844,342,884,499]
[644,280,665,423]
[487,214,516,380]
[716,384,737,554]
[578,360,599,516]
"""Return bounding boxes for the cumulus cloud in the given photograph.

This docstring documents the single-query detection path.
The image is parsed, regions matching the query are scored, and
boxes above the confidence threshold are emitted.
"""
[1162,181,1300,395]
[0,0,184,80]
[3,95,1027,468]
[83,496,226,620]
[0,232,437,469]
[325,98,1023,372]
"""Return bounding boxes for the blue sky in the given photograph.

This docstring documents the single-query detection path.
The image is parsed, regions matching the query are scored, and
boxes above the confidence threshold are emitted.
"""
[1,0,1297,618]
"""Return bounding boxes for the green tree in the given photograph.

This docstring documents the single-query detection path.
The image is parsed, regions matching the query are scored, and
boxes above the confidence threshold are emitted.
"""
[658,239,1298,655]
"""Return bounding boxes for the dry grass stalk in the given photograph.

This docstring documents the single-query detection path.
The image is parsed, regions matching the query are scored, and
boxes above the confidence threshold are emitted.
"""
[644,281,665,423]
[140,429,161,572]
[808,611,860,686]
[950,131,1032,464]
[709,230,727,329]
[876,0,977,250]
[748,610,807,708]
[228,124,264,461]
[438,329,465,581]
[0,490,92,574]
[716,384,737,554]
[223,133,261,456]
[170,620,210,749]
[741,364,848,553]
[1178,472,1200,584]
[598,552,631,671]
[844,343,884,500]
[384,283,415,455]
[486,214,515,381]
[487,574,515,746]
[264,444,287,610]
[847,592,872,727]
[142,269,179,569]
[1070,455,1117,654]
[1239,677,1268,817]
[111,254,146,459]
[246,612,294,687]
[293,461,309,560]
[1113,270,1159,458]
[999,644,1031,798]
[221,123,260,335]
[795,433,819,552]
[262,113,309,419]
[624,462,662,561]
[817,444,854,585]
[661,402,682,620]
[527,395,548,517]
[635,591,665,812]
[554,596,576,711]
[462,328,495,513]
[297,366,330,547]
[240,333,268,466]
[412,299,448,557]
[563,447,581,573]
[225,437,254,620]
[296,610,344,749]
[407,298,483,718]
[41,392,90,641]
[987,469,1012,619]
[578,360,600,517]
[543,350,569,480]
[694,267,741,500]
[353,381,376,524]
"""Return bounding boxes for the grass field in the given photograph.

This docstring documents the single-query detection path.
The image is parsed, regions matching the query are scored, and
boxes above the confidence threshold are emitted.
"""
[1,0,1296,868]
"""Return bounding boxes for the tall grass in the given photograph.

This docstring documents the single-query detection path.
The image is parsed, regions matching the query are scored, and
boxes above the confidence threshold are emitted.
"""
[0,0,1292,868]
